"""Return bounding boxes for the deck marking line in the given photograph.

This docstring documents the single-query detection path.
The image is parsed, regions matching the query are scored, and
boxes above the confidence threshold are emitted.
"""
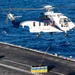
[50,71,65,75]
[0,63,33,74]
[3,59,31,67]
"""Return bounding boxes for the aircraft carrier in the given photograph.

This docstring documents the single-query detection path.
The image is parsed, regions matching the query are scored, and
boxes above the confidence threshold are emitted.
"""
[0,42,75,75]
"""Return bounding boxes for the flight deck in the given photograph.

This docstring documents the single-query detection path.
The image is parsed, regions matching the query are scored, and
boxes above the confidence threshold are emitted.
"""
[0,42,75,75]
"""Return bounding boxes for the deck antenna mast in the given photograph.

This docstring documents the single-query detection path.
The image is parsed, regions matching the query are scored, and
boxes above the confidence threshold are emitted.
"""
[39,46,51,66]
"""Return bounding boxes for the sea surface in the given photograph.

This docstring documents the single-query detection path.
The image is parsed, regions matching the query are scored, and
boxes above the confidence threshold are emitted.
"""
[0,0,75,58]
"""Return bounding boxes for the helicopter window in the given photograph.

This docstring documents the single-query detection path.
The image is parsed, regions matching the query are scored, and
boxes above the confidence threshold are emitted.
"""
[40,15,52,25]
[52,15,56,17]
[64,18,71,22]
[33,22,35,27]
[61,24,63,27]
[57,14,63,17]
[39,22,41,26]
[44,23,47,26]
[59,18,63,23]
[44,20,50,26]
[59,18,71,24]
[60,18,69,27]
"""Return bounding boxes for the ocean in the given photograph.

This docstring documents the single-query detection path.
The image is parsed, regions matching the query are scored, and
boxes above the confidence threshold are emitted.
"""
[0,0,75,58]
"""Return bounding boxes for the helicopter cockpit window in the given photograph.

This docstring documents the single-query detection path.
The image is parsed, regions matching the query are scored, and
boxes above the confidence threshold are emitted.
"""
[64,18,71,22]
[59,18,71,24]
[60,18,70,27]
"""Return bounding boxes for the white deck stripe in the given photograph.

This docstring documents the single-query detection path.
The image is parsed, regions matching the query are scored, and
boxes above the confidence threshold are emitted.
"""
[50,71,65,75]
[0,63,33,74]
[3,59,31,67]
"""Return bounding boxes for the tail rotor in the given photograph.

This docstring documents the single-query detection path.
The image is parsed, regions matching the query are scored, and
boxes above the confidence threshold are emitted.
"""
[5,15,9,24]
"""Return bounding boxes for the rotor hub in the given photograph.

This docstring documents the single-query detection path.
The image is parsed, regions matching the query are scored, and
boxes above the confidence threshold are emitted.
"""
[44,5,53,11]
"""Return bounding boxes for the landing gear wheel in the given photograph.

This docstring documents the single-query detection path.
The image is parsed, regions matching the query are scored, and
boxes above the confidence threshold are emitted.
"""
[36,33,40,37]
[50,32,53,35]
[65,33,68,36]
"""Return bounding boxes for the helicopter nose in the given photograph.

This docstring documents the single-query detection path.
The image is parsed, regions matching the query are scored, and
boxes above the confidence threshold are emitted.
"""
[74,23,75,28]
[69,22,75,29]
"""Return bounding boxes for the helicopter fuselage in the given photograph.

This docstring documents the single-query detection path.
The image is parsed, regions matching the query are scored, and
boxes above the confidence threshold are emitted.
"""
[7,5,75,36]
[20,11,75,34]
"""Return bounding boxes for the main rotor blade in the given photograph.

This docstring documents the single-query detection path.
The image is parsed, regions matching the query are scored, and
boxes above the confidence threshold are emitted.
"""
[54,4,75,9]
[2,8,44,11]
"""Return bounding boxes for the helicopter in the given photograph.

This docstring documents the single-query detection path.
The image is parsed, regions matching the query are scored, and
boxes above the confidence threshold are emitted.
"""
[4,5,75,36]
